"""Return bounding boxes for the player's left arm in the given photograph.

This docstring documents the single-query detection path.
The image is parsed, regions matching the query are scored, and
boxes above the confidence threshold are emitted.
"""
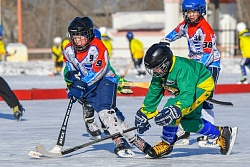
[141,77,165,116]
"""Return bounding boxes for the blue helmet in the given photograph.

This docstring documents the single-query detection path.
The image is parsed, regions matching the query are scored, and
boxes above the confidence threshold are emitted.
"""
[182,0,206,16]
[94,28,101,40]
[126,31,133,40]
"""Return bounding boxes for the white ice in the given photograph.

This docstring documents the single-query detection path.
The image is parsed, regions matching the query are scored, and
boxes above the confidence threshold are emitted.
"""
[0,57,249,167]
[0,93,249,167]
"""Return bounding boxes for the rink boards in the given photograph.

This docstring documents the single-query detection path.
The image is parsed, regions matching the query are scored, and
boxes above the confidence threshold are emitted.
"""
[0,83,250,100]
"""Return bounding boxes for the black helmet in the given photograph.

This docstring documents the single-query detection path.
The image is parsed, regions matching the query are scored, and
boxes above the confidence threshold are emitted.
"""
[144,43,173,77]
[68,17,94,51]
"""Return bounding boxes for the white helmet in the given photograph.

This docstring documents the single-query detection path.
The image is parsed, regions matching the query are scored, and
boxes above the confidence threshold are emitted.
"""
[99,26,107,35]
[53,37,62,45]
[237,22,247,32]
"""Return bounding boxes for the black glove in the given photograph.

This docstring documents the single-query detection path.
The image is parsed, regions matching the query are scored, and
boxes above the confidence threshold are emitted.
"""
[135,108,151,134]
[67,80,87,101]
[65,70,79,81]
[155,105,182,126]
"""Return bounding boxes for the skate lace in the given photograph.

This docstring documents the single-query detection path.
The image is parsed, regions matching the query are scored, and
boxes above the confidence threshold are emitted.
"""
[217,136,226,149]
[153,142,169,155]
[216,127,227,150]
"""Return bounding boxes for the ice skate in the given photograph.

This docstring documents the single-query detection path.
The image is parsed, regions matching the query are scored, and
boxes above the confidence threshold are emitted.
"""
[237,76,248,84]
[85,120,101,140]
[129,135,151,154]
[145,141,173,159]
[82,102,101,140]
[216,126,238,155]
[113,137,135,158]
[175,125,190,146]
[175,131,190,146]
[53,72,61,76]
[197,135,219,148]
[13,104,25,121]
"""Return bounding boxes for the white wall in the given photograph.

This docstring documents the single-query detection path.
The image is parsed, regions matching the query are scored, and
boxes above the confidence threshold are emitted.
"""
[112,11,165,30]
[219,3,237,57]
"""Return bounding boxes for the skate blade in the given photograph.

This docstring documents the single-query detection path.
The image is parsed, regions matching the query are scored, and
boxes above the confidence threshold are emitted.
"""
[226,127,238,155]
[90,135,102,140]
[198,141,219,148]
[116,149,135,158]
[175,139,190,146]
[15,116,22,121]
[145,154,154,159]
[237,81,248,84]
[145,154,169,159]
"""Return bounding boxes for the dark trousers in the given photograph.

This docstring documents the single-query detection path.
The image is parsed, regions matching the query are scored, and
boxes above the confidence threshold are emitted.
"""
[86,78,117,112]
[0,77,19,108]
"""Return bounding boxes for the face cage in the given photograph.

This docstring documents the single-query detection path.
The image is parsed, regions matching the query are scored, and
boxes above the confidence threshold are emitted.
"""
[69,29,93,51]
[146,59,171,78]
[182,7,206,23]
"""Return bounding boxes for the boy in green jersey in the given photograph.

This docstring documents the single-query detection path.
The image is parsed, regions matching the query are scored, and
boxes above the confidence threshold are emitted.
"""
[134,43,238,158]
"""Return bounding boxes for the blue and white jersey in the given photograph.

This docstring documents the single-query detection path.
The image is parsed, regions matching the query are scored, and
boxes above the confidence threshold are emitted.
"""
[165,17,220,69]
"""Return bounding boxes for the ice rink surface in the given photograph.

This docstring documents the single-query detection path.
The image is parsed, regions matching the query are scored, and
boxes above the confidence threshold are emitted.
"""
[0,57,250,167]
[0,91,250,167]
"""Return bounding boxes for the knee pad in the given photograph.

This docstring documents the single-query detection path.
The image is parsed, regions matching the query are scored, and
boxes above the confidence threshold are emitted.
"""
[98,109,123,134]
[114,108,134,139]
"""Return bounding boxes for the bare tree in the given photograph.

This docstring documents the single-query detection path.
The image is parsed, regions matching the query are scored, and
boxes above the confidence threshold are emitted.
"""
[1,0,164,49]
[236,0,250,26]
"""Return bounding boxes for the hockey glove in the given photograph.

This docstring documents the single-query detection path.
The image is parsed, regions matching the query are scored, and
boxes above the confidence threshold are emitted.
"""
[65,70,79,82]
[117,85,133,94]
[155,105,182,126]
[159,38,170,47]
[117,78,133,95]
[67,80,87,102]
[135,108,151,134]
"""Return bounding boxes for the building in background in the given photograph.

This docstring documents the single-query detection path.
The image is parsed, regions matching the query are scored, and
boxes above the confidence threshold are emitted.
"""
[111,0,237,57]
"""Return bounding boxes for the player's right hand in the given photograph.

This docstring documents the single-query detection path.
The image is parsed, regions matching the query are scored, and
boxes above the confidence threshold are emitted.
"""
[67,80,87,102]
[135,108,151,134]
